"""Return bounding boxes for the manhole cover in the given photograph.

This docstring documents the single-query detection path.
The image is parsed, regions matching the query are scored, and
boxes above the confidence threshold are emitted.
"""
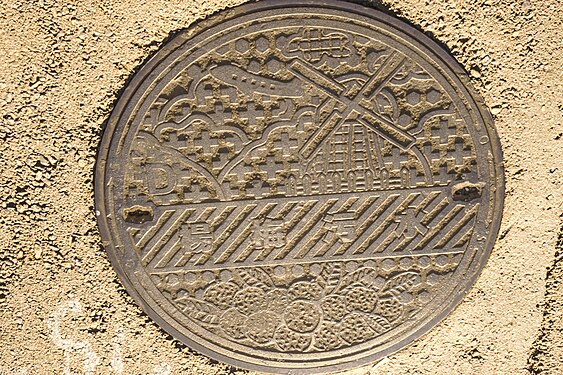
[95,1,504,373]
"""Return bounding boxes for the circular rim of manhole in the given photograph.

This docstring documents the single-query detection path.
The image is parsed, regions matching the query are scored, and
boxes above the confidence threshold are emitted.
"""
[95,0,505,373]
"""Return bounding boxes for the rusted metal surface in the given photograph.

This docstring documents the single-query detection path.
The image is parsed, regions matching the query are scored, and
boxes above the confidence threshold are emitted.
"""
[95,1,504,373]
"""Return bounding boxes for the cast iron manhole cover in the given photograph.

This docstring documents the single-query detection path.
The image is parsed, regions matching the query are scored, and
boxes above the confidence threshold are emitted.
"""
[95,1,504,373]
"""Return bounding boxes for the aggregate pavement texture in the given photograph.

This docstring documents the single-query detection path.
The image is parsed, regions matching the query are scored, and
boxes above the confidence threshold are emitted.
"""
[0,0,561,374]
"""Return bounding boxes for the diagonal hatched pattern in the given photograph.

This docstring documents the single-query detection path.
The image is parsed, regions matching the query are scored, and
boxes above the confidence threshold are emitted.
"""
[133,188,479,272]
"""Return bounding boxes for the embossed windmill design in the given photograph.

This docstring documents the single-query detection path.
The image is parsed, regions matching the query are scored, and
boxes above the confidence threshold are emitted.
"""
[130,46,483,270]
[199,52,434,201]
[124,34,484,272]
[285,53,431,182]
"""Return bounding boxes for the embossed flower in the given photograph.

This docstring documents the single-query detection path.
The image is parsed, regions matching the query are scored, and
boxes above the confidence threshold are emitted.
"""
[274,323,312,352]
[245,310,280,344]
[266,288,288,314]
[219,308,247,339]
[375,296,403,322]
[320,294,347,321]
[234,287,268,315]
[339,313,375,344]
[313,321,342,350]
[284,300,321,333]
[287,281,324,301]
[345,286,379,313]
[203,282,239,310]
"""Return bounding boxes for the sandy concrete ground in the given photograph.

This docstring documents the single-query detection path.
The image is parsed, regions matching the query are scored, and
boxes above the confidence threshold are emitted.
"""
[0,0,561,374]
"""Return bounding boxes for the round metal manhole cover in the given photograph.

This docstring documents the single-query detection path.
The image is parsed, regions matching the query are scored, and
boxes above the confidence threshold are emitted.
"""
[95,0,504,373]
